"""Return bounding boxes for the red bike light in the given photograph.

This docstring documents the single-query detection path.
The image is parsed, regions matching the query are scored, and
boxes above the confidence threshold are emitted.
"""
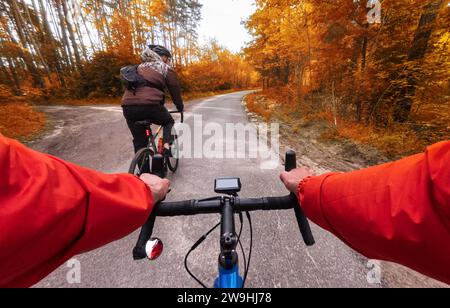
[145,238,163,260]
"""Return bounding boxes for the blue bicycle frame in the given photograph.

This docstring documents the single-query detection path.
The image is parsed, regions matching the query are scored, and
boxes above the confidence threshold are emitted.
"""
[214,264,243,288]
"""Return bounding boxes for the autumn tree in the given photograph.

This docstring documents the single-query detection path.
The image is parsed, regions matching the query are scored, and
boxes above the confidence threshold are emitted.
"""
[181,40,258,92]
[245,0,450,127]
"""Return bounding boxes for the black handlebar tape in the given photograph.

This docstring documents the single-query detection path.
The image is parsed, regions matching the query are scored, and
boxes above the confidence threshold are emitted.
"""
[285,150,315,246]
[285,150,297,173]
[133,212,156,260]
[294,203,315,246]
[264,196,295,210]
[155,200,197,216]
[155,200,221,216]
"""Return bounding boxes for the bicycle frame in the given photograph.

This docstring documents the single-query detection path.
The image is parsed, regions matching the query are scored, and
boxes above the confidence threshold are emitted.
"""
[145,125,162,154]
[215,264,243,288]
[143,110,183,155]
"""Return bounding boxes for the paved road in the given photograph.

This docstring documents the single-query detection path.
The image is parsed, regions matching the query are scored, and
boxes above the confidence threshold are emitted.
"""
[31,91,382,288]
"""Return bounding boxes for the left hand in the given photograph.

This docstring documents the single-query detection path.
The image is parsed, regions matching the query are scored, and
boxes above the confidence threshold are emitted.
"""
[140,174,171,203]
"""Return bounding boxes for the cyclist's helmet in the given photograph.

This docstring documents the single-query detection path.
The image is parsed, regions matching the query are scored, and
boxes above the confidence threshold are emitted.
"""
[149,45,172,59]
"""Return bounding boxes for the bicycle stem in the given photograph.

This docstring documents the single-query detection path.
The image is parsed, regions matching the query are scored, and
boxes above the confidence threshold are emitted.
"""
[219,197,239,270]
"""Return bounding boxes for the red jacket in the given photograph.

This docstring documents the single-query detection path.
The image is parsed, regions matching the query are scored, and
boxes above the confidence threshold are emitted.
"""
[1,133,449,287]
[0,134,154,287]
[299,141,450,284]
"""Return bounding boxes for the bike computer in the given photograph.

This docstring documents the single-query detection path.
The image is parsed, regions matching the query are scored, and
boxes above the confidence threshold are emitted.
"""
[214,178,241,195]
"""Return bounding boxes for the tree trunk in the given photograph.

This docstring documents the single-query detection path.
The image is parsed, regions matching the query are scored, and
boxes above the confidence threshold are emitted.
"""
[0,58,21,95]
[6,0,44,88]
[48,0,73,71]
[92,0,105,51]
[0,60,9,85]
[68,0,88,61]
[6,58,22,95]
[77,2,96,53]
[393,0,444,122]
[31,0,43,33]
[55,0,75,71]
[60,0,84,73]
[20,0,51,75]
[38,0,66,87]
[361,26,368,71]
[38,0,51,35]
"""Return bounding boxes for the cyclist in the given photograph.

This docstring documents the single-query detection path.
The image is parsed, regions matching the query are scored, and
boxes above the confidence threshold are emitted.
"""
[0,133,449,287]
[122,45,184,157]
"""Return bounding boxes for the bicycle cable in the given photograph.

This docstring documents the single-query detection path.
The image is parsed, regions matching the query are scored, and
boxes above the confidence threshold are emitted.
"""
[184,206,253,288]
[242,212,253,286]
[237,212,248,288]
[184,221,221,288]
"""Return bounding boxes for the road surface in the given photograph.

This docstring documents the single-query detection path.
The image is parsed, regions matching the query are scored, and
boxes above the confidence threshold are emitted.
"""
[29,91,432,288]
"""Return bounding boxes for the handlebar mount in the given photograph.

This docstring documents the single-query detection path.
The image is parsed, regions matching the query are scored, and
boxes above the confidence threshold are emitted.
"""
[132,151,315,261]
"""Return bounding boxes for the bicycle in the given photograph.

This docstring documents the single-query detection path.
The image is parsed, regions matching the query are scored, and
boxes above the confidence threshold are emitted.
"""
[130,150,316,288]
[128,111,184,178]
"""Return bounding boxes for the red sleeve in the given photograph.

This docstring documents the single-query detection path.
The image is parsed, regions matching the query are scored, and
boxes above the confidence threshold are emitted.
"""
[0,134,154,287]
[298,141,450,284]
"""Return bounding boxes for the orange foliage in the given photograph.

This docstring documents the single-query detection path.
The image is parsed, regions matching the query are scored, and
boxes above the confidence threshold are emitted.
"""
[245,0,450,155]
[246,0,450,123]
[0,103,46,140]
[180,41,258,93]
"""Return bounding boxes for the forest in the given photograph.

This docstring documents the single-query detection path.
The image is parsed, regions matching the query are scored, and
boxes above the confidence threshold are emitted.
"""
[245,0,449,157]
[0,0,255,101]
[0,0,448,156]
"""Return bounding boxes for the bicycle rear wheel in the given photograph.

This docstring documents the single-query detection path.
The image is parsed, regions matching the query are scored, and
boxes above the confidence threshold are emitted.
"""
[129,148,153,176]
[167,134,179,173]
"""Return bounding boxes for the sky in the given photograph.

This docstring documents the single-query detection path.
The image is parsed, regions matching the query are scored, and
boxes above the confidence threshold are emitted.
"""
[197,0,256,53]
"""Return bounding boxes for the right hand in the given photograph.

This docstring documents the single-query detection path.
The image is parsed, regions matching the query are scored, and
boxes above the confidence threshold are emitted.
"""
[280,167,314,194]
[140,174,171,204]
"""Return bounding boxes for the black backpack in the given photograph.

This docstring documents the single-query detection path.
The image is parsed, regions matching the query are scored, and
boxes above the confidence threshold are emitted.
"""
[120,65,153,95]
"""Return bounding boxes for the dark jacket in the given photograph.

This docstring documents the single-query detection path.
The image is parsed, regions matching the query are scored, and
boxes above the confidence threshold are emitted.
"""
[121,65,184,111]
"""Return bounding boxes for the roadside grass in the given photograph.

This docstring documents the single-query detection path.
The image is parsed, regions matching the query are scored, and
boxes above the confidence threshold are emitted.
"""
[320,120,427,159]
[0,103,47,140]
[244,91,449,159]
[245,91,274,120]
